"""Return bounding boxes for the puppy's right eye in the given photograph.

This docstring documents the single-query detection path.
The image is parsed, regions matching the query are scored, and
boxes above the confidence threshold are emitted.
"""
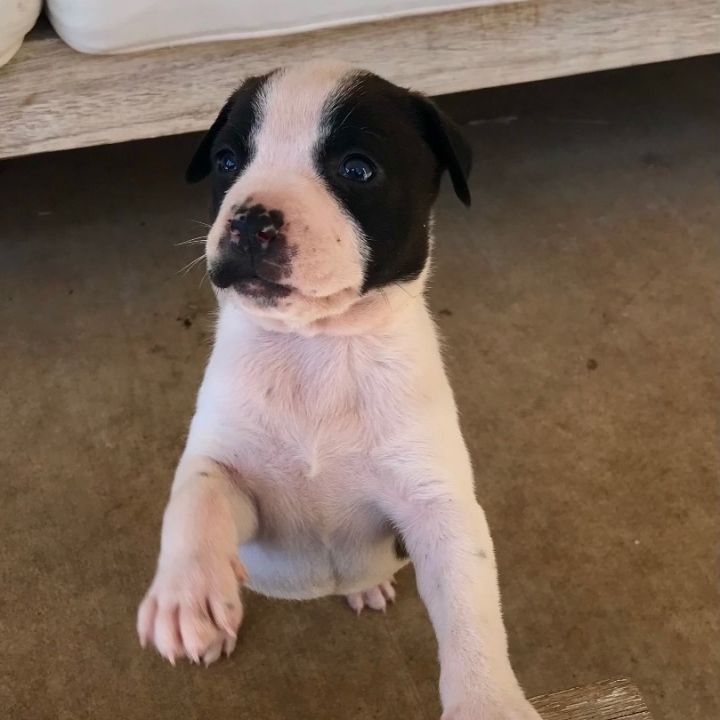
[216,149,238,175]
[339,154,375,183]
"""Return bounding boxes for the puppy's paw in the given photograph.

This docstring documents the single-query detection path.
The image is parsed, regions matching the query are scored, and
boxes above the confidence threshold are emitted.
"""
[346,578,396,614]
[137,553,247,666]
[442,693,542,720]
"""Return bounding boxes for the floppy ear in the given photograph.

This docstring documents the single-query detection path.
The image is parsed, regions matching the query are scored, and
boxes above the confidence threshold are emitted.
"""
[413,95,472,206]
[185,96,234,183]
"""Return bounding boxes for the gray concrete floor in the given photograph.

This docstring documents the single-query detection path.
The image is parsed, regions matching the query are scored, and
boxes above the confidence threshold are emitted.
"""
[1,57,718,720]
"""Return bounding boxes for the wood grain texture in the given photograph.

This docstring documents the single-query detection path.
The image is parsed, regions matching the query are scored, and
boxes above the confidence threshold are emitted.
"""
[530,679,653,720]
[0,0,718,158]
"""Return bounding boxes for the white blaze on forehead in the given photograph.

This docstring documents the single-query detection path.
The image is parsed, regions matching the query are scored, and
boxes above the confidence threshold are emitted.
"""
[251,61,357,171]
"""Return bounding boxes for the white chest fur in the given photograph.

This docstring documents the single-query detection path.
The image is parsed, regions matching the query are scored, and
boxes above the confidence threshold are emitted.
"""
[139,285,538,719]
[182,299,447,597]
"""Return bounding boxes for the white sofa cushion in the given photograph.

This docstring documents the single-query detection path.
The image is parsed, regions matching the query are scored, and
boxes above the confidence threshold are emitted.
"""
[0,0,42,67]
[46,0,511,54]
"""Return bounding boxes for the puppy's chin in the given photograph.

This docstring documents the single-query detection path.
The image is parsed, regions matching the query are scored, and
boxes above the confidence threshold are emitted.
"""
[216,282,363,329]
[217,277,424,337]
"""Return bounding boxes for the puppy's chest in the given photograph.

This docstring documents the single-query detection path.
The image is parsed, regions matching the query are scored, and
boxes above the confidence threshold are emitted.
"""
[246,363,386,483]
[218,337,414,525]
[240,392,382,542]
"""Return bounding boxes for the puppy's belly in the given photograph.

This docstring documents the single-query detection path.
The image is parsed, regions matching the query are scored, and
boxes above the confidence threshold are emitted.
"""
[238,534,408,600]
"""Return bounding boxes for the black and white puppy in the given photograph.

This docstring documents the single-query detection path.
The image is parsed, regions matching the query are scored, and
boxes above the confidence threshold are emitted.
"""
[138,61,541,720]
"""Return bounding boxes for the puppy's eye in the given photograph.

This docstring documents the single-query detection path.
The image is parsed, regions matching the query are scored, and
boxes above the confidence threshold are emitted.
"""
[339,154,375,183]
[216,149,239,175]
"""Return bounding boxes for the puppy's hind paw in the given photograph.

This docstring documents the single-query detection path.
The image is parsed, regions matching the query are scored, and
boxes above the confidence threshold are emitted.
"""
[346,579,396,615]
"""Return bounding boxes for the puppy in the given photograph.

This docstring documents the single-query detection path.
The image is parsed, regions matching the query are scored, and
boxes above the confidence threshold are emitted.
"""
[138,61,541,720]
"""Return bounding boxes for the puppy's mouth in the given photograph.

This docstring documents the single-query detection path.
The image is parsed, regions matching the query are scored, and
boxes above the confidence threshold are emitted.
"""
[208,257,360,317]
[209,258,293,299]
[232,276,293,299]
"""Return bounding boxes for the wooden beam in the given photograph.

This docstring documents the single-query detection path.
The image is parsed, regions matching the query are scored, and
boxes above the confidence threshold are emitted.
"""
[1,0,718,158]
[531,678,653,719]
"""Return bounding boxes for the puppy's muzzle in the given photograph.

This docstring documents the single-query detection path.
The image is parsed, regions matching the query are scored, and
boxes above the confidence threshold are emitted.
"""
[209,202,293,296]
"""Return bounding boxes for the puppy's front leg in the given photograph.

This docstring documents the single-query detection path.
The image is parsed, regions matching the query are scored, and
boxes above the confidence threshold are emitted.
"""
[387,484,540,720]
[137,455,257,665]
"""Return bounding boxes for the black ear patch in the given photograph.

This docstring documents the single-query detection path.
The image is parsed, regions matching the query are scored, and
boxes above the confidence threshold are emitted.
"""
[185,98,235,183]
[412,95,472,206]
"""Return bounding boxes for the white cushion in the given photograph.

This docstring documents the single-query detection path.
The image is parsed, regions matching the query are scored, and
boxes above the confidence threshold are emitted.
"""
[46,0,508,54]
[0,0,42,67]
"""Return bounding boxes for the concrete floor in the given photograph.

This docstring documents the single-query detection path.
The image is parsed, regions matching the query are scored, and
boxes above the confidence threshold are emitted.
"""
[1,57,718,720]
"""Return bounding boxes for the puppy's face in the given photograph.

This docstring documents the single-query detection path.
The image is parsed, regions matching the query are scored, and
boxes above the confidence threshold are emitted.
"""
[187,62,471,328]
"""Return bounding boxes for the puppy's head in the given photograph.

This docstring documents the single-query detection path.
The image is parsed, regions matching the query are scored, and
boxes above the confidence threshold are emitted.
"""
[187,61,471,329]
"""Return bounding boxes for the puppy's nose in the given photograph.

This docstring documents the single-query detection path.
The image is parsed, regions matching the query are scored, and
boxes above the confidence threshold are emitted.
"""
[227,203,284,256]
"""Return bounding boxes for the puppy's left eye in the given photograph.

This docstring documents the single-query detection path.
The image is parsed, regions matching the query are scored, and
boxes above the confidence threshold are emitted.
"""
[216,149,239,175]
[339,155,375,183]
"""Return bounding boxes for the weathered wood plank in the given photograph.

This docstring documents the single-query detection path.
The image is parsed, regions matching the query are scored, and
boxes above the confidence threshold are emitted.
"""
[531,679,653,720]
[0,0,718,158]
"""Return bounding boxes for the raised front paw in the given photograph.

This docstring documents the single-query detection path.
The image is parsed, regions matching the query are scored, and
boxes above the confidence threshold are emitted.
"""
[137,552,247,666]
[442,693,542,720]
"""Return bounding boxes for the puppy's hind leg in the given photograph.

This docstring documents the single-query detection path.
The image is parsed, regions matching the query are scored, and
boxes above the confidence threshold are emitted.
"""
[346,578,396,614]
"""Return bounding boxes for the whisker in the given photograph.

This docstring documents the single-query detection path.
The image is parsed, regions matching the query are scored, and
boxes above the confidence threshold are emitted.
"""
[337,103,359,131]
[178,253,207,276]
[360,127,382,140]
[393,282,413,298]
[259,259,284,270]
[175,236,207,247]
[189,219,212,228]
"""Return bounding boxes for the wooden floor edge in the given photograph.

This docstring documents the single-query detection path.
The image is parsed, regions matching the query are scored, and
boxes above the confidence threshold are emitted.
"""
[530,678,653,719]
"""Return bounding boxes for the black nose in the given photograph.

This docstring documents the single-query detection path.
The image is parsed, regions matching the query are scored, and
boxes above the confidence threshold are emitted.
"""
[209,202,289,289]
[227,203,284,256]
